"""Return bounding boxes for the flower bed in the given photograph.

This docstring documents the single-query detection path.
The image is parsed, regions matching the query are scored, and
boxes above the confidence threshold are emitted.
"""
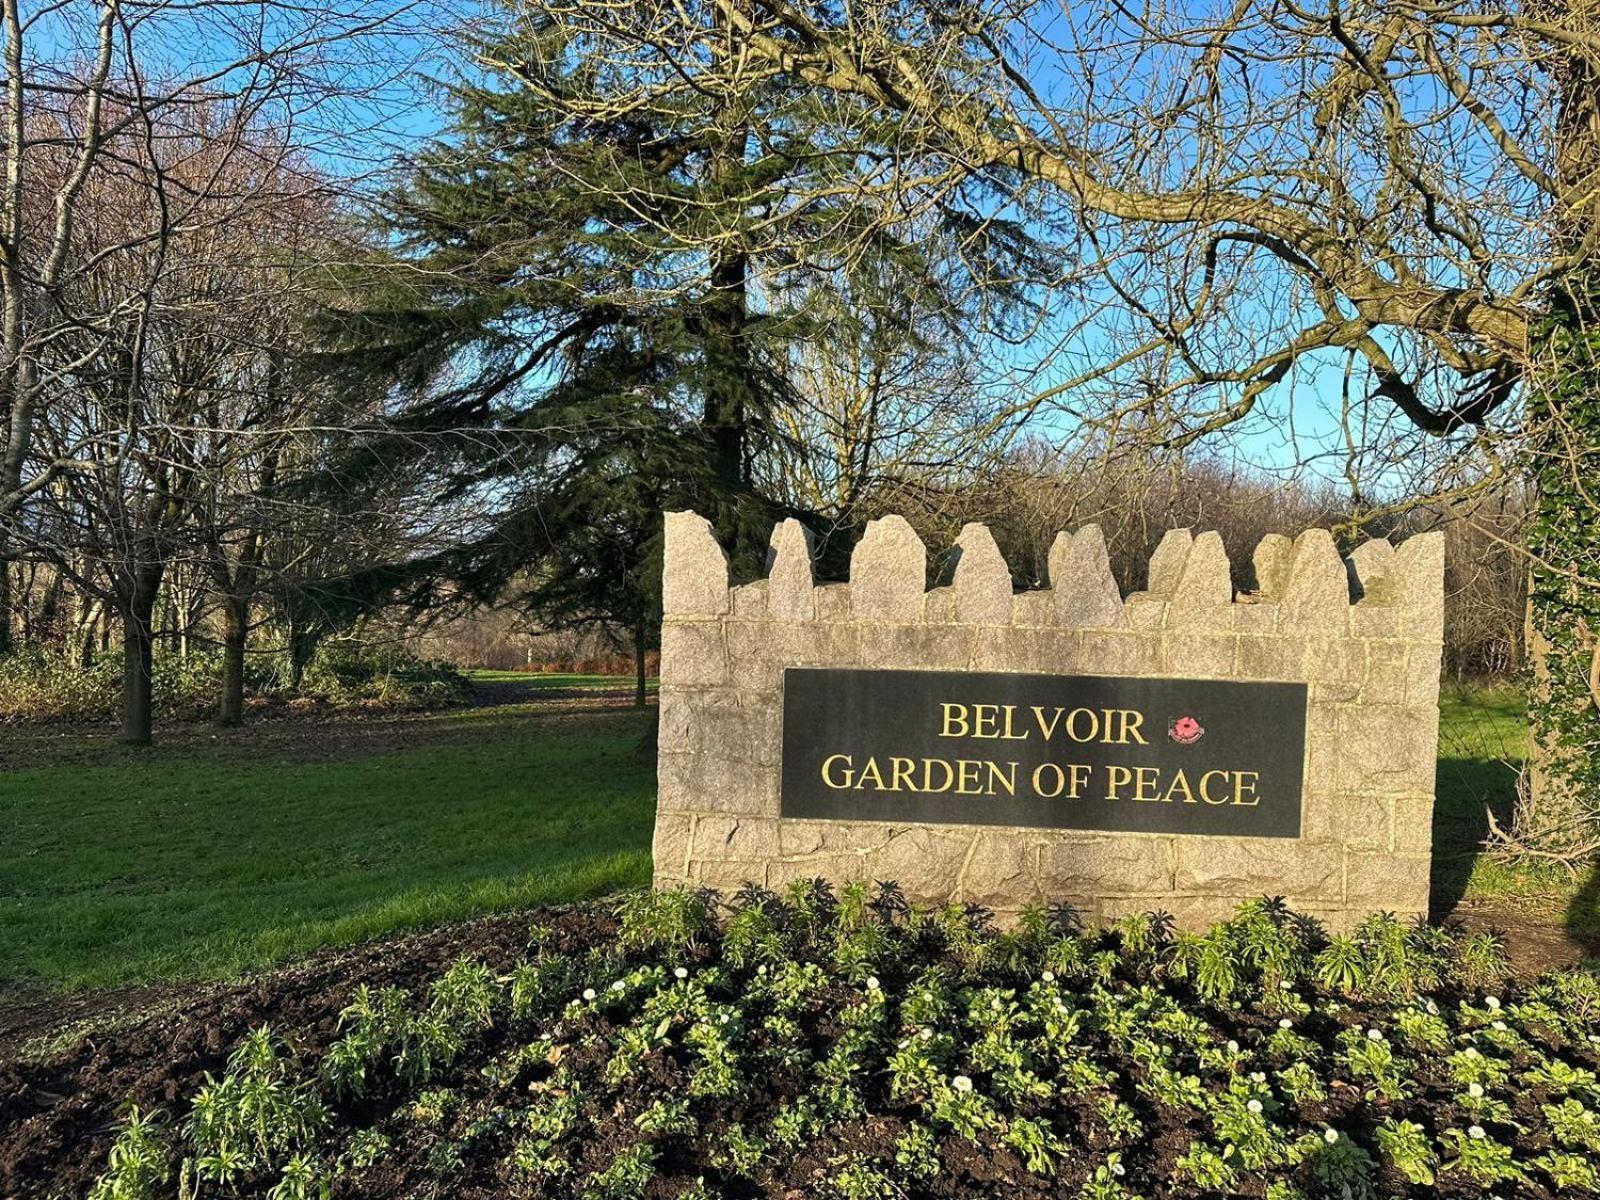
[81,887,1600,1199]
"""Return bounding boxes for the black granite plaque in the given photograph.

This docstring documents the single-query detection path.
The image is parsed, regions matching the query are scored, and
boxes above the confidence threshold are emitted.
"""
[780,668,1306,837]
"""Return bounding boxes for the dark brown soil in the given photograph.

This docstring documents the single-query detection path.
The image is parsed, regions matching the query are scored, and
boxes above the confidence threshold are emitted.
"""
[0,905,591,1199]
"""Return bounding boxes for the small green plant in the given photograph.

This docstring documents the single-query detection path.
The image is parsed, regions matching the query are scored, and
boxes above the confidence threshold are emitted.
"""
[89,1108,172,1200]
[1374,1117,1436,1186]
[583,1142,656,1200]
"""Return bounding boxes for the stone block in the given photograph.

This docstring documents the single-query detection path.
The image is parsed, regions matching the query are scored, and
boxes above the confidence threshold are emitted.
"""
[1232,601,1278,635]
[1252,533,1294,599]
[869,828,975,894]
[850,515,926,621]
[1393,532,1445,639]
[1344,849,1431,914]
[778,820,895,858]
[1174,839,1342,900]
[1350,604,1402,640]
[765,520,817,621]
[652,813,695,880]
[660,622,728,687]
[731,580,767,619]
[1335,708,1438,792]
[1300,791,1390,850]
[1280,530,1350,632]
[1235,635,1301,681]
[1122,595,1167,631]
[1048,525,1123,628]
[1303,637,1365,686]
[1171,530,1233,628]
[767,854,872,891]
[1080,631,1161,677]
[815,584,851,621]
[1012,591,1053,627]
[1162,632,1236,678]
[663,511,729,616]
[1039,835,1173,895]
[973,626,1079,674]
[1365,640,1408,692]
[1146,528,1193,594]
[951,523,1014,625]
[657,752,778,815]
[924,587,958,624]
[691,856,772,894]
[692,815,781,861]
[1391,795,1437,854]
[1405,641,1443,706]
[958,834,1039,909]
[1345,537,1396,602]
[1098,894,1243,931]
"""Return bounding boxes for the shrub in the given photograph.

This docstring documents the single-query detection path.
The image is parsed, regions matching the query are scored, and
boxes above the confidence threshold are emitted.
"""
[86,892,1600,1199]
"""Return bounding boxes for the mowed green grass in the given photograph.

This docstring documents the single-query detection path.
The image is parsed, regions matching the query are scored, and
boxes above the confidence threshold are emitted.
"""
[0,707,657,990]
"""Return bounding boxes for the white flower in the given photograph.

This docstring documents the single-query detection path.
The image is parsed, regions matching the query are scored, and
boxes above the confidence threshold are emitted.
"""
[1491,1020,1507,1031]
[1425,999,1439,1015]
[866,975,881,991]
[1323,1129,1340,1145]
[674,967,688,980]
[756,965,767,975]
[1251,1071,1267,1083]
[1112,1162,1126,1177]
[1226,1039,1239,1053]
[1467,1125,1486,1140]
[719,1013,730,1024]
[920,1028,933,1041]
[897,1039,909,1049]
[611,980,625,992]
[992,998,1003,1011]
[1589,1033,1600,1045]
[1485,996,1501,1011]
[1279,1018,1293,1029]
[1279,980,1294,991]
[952,1075,974,1093]
[1464,1047,1479,1058]
[1042,970,1055,983]
[1247,1099,1264,1114]
[1367,1028,1384,1042]
[582,988,597,1001]
[1468,1083,1484,1098]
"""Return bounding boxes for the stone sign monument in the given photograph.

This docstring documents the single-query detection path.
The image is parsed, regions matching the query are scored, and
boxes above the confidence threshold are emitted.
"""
[652,511,1443,929]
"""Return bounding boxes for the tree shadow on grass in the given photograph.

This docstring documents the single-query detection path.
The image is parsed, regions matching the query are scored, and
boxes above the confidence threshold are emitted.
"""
[1429,743,1519,919]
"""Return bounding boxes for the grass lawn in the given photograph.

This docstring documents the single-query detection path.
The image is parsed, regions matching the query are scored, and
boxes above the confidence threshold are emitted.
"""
[0,702,657,990]
[0,677,1591,995]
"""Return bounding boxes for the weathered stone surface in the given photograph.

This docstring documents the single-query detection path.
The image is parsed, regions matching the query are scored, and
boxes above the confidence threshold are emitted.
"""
[1345,849,1431,913]
[1394,532,1446,639]
[1346,537,1396,602]
[1171,531,1233,628]
[1280,530,1349,632]
[951,523,1014,625]
[1174,840,1342,899]
[731,580,767,619]
[1236,635,1301,680]
[1048,525,1123,628]
[654,511,1444,930]
[1040,836,1172,895]
[663,511,729,616]
[1146,528,1193,594]
[1162,632,1236,678]
[1252,533,1294,599]
[767,519,817,621]
[652,813,695,879]
[693,815,781,861]
[660,623,727,687]
[850,515,926,621]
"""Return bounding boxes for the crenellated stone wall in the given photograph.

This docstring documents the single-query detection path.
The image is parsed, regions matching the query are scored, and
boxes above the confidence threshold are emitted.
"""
[652,512,1444,930]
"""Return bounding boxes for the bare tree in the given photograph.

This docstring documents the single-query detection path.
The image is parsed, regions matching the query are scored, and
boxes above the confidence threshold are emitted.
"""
[527,0,1600,855]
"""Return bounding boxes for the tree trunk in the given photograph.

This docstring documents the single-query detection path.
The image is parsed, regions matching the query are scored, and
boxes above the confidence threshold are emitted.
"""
[0,548,11,656]
[218,594,248,726]
[1513,8,1600,859]
[633,616,648,710]
[120,566,161,746]
[289,626,318,692]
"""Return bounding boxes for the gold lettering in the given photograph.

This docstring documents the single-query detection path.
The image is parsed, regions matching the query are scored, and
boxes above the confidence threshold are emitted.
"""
[1105,764,1133,799]
[1163,768,1196,804]
[889,757,916,792]
[998,705,1029,740]
[821,754,853,789]
[939,703,969,738]
[1234,771,1261,807]
[955,759,983,793]
[971,704,1000,739]
[986,760,1018,795]
[1199,769,1230,805]
[1066,708,1100,742]
[1032,706,1064,739]
[855,757,886,790]
[1122,709,1148,745]
[1068,763,1093,798]
[1133,766,1161,801]
[922,758,954,793]
[1032,762,1065,798]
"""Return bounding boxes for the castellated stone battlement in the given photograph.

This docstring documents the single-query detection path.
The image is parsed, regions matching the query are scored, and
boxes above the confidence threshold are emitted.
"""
[653,511,1444,930]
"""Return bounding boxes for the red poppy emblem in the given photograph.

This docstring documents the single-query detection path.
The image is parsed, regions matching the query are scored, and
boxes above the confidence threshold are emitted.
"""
[1169,716,1204,744]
